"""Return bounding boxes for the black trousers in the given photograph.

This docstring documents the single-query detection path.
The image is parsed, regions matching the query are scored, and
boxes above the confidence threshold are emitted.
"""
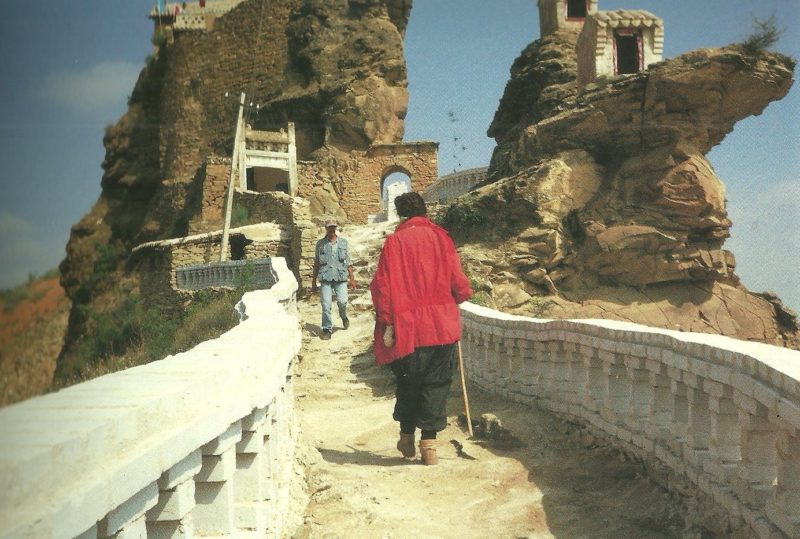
[390,343,457,433]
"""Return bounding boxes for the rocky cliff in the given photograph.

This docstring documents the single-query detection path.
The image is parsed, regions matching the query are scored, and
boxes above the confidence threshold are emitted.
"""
[443,31,799,347]
[57,0,412,377]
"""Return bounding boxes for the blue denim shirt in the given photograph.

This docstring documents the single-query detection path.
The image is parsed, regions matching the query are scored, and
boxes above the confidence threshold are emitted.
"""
[315,236,351,282]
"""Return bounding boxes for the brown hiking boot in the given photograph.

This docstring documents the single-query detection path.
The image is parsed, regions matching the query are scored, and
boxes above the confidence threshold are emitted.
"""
[397,433,415,458]
[419,439,438,465]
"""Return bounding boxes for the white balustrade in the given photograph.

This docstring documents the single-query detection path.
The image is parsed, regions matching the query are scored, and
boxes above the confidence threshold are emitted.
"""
[460,302,800,538]
[0,258,300,539]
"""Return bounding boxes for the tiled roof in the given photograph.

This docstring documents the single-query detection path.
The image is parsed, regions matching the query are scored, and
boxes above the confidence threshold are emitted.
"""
[593,9,663,28]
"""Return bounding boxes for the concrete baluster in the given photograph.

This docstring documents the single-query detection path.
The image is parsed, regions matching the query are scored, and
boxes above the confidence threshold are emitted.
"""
[731,398,777,509]
[535,341,553,403]
[765,428,800,538]
[644,361,672,446]
[506,337,523,403]
[668,368,690,461]
[684,374,711,478]
[261,406,278,533]
[624,349,651,442]
[483,332,497,390]
[566,341,586,416]
[494,331,510,398]
[98,483,159,539]
[600,350,627,430]
[704,381,741,484]
[193,421,242,535]
[518,337,538,405]
[235,407,268,534]
[582,346,604,418]
[145,451,201,538]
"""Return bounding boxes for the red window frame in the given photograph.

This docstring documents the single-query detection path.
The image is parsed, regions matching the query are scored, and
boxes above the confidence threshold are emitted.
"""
[612,28,643,75]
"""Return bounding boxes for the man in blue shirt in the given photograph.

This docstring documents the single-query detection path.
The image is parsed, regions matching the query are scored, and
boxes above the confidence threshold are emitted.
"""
[311,217,356,340]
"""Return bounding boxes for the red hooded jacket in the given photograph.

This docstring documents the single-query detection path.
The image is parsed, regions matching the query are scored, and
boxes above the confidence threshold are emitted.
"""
[369,216,473,365]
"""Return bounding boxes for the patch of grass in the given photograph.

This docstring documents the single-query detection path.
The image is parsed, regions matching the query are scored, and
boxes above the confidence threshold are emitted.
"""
[1,283,45,312]
[231,204,250,227]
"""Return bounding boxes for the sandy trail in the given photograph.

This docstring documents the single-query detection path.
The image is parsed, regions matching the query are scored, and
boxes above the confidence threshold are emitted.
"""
[288,222,686,538]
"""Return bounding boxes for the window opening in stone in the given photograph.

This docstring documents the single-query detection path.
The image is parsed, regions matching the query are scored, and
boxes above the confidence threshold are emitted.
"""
[614,30,641,75]
[229,234,251,261]
[566,0,587,19]
[246,166,290,193]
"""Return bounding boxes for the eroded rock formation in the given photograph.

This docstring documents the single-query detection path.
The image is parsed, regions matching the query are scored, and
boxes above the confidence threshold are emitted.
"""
[57,0,412,377]
[444,33,798,347]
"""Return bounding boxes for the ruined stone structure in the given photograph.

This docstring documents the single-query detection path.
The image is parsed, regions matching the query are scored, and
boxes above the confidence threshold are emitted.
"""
[149,1,247,34]
[577,10,664,87]
[296,141,438,224]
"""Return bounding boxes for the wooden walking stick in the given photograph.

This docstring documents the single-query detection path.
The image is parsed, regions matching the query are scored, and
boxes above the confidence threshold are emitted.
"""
[457,340,474,438]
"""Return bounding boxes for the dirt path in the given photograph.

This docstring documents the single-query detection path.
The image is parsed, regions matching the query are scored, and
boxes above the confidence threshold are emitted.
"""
[289,285,689,538]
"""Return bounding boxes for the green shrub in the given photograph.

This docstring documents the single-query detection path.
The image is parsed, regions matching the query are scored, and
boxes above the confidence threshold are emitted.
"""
[173,291,239,352]
[231,204,249,227]
[740,15,783,55]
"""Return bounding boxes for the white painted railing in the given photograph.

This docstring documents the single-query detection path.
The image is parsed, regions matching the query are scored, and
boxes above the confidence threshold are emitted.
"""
[460,302,800,538]
[0,258,300,538]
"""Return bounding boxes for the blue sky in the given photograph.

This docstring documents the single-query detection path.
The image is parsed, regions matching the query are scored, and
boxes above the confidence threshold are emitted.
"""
[0,0,797,312]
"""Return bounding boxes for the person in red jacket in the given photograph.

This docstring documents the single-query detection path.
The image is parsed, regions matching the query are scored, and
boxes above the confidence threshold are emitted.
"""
[370,192,472,465]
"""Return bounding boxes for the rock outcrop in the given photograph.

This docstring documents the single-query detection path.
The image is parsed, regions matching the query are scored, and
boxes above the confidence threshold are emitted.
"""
[443,36,798,347]
[57,0,412,376]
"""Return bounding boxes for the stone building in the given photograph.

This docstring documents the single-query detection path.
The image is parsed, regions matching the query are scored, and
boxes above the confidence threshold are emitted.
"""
[537,0,598,37]
[577,10,664,87]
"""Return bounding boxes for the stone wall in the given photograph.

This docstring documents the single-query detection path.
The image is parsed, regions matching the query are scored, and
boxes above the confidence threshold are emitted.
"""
[297,141,439,224]
[537,0,598,37]
[0,260,301,538]
[147,0,299,230]
[460,302,800,538]
[196,157,232,233]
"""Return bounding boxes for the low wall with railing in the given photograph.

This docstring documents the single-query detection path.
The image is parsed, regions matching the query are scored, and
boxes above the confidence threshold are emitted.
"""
[422,166,487,203]
[176,258,276,291]
[0,258,301,538]
[460,302,800,538]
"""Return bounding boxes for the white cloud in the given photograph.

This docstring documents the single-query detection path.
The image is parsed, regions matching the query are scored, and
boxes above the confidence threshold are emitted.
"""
[726,180,800,312]
[37,61,141,119]
[0,211,66,289]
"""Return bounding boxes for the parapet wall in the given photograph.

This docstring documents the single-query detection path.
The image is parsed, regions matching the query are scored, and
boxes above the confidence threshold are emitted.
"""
[0,259,301,538]
[422,166,488,203]
[460,303,800,538]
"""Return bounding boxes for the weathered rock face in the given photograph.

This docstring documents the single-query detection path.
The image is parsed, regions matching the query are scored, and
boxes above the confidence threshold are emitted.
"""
[57,0,412,374]
[445,41,798,347]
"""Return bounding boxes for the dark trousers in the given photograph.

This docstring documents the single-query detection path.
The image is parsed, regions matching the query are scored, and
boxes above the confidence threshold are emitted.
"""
[390,343,457,433]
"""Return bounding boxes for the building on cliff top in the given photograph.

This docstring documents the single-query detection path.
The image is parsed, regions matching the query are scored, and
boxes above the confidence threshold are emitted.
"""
[148,0,246,33]
[577,10,664,87]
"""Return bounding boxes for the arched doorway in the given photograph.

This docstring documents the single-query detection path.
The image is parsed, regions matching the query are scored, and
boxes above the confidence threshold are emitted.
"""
[380,169,411,222]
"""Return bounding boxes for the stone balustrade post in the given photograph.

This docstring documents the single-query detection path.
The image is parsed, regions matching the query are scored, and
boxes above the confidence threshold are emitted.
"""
[194,421,242,535]
[518,338,538,405]
[234,407,269,534]
[704,380,741,484]
[582,346,604,418]
[535,341,554,403]
[765,428,800,538]
[684,374,711,475]
[483,332,498,390]
[98,483,159,539]
[507,338,524,403]
[600,350,627,430]
[494,333,510,399]
[731,398,777,509]
[644,361,672,445]
[668,367,690,459]
[566,341,586,416]
[145,450,202,538]
[624,351,651,441]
